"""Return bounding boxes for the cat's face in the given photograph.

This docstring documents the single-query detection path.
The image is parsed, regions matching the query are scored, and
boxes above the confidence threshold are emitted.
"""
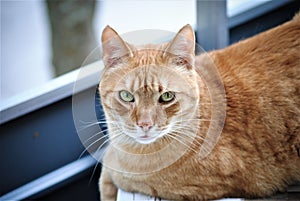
[100,25,199,145]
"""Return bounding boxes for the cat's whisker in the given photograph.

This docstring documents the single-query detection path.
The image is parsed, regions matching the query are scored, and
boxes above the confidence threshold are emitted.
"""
[78,134,107,160]
[174,129,208,146]
[170,125,197,132]
[78,130,123,159]
[82,130,109,146]
[79,119,101,125]
[78,119,112,125]
[77,123,107,132]
[108,123,133,132]
[171,121,202,126]
[167,125,206,146]
[178,133,205,147]
[77,124,97,132]
[159,125,199,137]
[117,123,133,130]
[169,128,203,143]
[94,132,123,156]
[166,127,214,156]
[77,119,121,132]
[88,132,124,184]
[78,135,108,160]
[103,118,132,129]
[87,131,124,161]
[165,133,199,154]
[173,134,208,155]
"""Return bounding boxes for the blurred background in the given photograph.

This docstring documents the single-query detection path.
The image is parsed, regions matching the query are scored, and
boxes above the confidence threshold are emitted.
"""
[1,0,286,102]
[1,1,300,201]
[1,0,197,101]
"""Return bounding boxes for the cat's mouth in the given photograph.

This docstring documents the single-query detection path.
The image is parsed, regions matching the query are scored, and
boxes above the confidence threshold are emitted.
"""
[135,135,157,144]
[123,126,167,145]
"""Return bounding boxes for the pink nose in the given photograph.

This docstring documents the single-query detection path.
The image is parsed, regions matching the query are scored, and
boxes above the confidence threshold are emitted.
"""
[138,121,153,131]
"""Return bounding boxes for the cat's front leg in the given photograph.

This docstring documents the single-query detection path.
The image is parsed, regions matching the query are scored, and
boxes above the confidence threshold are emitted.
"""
[99,167,117,201]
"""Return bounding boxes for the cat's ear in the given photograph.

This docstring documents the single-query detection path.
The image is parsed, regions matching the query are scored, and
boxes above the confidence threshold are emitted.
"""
[164,24,195,69]
[101,26,133,67]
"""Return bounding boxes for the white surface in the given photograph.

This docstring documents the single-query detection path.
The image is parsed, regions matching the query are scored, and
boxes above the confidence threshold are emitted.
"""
[227,0,270,17]
[117,189,168,201]
[0,60,104,124]
[95,0,196,37]
[117,189,244,201]
[0,1,53,100]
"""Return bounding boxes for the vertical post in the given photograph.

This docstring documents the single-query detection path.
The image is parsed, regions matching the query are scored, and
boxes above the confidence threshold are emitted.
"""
[196,0,228,51]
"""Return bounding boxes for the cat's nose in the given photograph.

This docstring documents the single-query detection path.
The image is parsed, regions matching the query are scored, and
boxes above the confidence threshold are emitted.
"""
[138,121,153,132]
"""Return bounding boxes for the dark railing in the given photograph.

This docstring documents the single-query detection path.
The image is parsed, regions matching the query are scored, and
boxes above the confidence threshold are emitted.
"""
[1,1,299,200]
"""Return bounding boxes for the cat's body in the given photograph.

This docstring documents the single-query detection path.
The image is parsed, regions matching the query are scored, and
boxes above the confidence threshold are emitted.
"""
[99,14,300,200]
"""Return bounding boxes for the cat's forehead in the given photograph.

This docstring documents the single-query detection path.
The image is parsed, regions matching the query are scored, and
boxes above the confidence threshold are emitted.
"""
[114,66,162,91]
[134,44,167,66]
[115,65,184,93]
[108,44,195,94]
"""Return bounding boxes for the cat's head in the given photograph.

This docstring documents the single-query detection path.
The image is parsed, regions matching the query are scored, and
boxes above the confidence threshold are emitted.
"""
[99,25,200,146]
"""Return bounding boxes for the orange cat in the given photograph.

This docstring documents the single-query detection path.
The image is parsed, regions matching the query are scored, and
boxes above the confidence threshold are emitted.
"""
[99,13,300,200]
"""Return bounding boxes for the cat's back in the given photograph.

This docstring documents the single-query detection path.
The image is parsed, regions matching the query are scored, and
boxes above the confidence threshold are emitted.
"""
[197,14,299,111]
[212,12,299,86]
[212,13,300,118]
[196,13,300,182]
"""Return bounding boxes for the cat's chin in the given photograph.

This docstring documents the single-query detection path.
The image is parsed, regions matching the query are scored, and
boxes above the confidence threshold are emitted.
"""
[135,136,158,145]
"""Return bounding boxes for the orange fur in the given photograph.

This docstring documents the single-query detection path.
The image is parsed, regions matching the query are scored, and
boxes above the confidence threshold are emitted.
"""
[99,15,300,200]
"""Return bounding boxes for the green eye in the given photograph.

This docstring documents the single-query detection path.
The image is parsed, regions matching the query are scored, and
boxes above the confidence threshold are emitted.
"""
[159,91,175,103]
[119,90,134,102]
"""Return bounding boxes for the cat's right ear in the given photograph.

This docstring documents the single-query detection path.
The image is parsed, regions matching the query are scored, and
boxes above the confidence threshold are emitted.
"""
[101,26,133,68]
[163,24,195,70]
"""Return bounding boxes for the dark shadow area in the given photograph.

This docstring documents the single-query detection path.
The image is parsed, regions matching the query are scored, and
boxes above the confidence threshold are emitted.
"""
[38,165,101,201]
[229,0,300,44]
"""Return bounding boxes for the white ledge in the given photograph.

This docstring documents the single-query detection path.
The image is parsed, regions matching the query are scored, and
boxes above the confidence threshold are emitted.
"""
[117,189,244,201]
[0,61,104,124]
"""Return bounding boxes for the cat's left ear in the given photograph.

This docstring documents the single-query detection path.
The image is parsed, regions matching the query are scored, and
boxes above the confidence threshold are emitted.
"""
[101,25,134,68]
[164,24,195,69]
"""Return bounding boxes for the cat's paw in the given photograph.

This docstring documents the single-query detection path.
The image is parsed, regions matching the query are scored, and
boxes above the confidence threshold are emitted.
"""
[100,184,117,201]
[99,168,117,201]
